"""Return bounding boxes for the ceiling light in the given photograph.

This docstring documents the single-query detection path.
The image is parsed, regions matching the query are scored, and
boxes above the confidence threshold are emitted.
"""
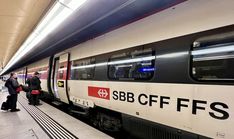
[1,0,87,75]
[108,56,155,65]
[191,45,234,56]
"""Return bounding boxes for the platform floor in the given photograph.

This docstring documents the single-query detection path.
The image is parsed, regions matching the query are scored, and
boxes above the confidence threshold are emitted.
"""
[0,81,113,139]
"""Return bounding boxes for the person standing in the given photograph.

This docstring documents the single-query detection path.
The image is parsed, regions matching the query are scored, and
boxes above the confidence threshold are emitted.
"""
[5,72,20,112]
[30,72,42,105]
[26,76,32,104]
[26,76,32,88]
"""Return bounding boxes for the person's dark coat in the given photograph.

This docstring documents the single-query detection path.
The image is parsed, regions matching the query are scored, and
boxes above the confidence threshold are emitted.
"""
[26,77,32,88]
[5,78,19,94]
[30,76,41,90]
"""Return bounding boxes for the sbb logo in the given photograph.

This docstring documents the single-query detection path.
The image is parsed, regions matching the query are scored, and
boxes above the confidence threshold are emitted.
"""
[98,89,108,98]
[88,86,110,100]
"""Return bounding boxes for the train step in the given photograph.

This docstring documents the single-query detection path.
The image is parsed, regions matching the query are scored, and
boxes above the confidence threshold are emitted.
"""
[51,101,64,106]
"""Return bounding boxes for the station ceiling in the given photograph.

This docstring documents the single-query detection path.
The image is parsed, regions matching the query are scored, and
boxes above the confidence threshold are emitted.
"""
[4,0,186,73]
[0,0,54,69]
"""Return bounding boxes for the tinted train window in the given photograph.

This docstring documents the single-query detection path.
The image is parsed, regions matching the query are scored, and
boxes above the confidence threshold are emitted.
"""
[108,48,155,80]
[58,65,65,79]
[192,43,234,81]
[70,58,95,80]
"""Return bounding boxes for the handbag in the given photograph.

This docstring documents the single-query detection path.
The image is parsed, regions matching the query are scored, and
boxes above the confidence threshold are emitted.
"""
[22,85,30,92]
[16,86,23,93]
[31,90,40,95]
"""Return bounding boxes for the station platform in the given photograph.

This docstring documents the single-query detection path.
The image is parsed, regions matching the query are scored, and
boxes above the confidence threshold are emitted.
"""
[0,81,112,139]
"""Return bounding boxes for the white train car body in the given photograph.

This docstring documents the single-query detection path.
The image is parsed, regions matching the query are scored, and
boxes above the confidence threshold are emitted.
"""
[13,0,234,138]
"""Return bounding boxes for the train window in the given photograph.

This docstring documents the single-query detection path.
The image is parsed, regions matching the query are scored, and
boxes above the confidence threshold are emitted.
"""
[108,48,155,80]
[58,65,64,79]
[70,58,95,80]
[191,42,234,81]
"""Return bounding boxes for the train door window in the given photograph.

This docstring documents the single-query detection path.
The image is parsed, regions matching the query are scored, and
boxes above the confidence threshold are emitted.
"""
[191,39,234,81]
[39,67,48,79]
[71,58,95,80]
[108,48,155,80]
[58,64,64,79]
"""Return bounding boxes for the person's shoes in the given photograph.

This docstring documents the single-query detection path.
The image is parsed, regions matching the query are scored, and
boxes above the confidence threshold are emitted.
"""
[10,109,20,112]
[36,103,42,106]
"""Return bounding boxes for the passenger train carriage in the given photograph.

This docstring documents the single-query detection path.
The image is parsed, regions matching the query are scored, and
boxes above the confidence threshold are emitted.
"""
[13,24,234,139]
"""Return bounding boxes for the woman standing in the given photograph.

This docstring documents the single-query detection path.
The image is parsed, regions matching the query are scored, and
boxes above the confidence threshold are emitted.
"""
[5,72,20,112]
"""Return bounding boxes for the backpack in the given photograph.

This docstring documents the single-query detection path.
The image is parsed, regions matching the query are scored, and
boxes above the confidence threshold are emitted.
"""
[4,78,11,88]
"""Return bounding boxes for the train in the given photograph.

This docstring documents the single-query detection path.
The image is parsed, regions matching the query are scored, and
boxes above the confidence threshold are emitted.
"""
[9,24,233,139]
[3,1,234,137]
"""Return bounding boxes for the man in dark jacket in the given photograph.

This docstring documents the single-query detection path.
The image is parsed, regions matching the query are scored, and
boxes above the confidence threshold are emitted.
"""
[26,76,32,104]
[5,72,20,112]
[26,77,32,87]
[30,72,42,105]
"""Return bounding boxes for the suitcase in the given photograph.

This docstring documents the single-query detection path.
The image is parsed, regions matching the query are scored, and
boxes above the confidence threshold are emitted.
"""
[1,95,11,110]
[1,102,8,110]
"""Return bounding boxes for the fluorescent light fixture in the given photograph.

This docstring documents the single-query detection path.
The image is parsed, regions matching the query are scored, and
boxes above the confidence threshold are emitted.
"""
[191,45,234,56]
[71,62,108,70]
[38,70,48,73]
[71,64,95,70]
[108,56,155,65]
[27,70,47,74]
[1,0,87,75]
[115,64,132,68]
[71,56,155,70]
[59,0,87,11]
[58,68,67,71]
[141,62,152,66]
[96,62,108,67]
[193,54,234,62]
[156,52,187,58]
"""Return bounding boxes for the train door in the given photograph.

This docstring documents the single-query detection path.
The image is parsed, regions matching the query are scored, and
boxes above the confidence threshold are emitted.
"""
[23,67,27,84]
[24,67,27,84]
[52,53,70,104]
